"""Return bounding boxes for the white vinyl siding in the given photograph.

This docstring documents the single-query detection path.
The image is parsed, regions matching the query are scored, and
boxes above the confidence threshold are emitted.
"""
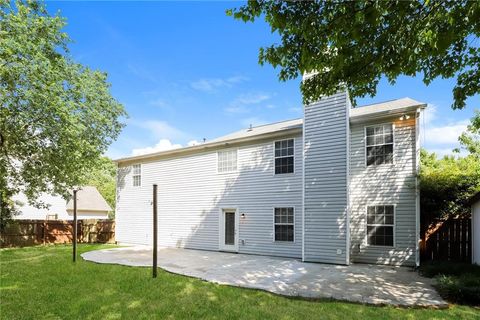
[116,137,303,259]
[217,150,237,173]
[303,91,349,264]
[350,116,417,266]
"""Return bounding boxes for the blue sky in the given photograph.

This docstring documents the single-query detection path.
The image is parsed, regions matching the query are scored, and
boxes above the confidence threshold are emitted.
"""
[46,1,478,159]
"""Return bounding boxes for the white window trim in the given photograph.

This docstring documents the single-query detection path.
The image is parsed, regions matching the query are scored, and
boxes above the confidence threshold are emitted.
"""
[132,164,141,187]
[273,138,295,176]
[365,204,396,248]
[272,206,295,243]
[364,123,395,168]
[216,148,239,174]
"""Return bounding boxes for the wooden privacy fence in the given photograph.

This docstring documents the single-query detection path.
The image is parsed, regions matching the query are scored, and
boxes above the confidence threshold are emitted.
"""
[0,219,115,248]
[420,218,472,263]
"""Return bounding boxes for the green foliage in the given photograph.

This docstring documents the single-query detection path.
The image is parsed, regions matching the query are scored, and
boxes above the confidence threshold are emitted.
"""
[458,111,480,157]
[83,157,116,217]
[436,274,480,305]
[419,149,480,219]
[0,1,126,221]
[227,1,480,110]
[420,262,480,305]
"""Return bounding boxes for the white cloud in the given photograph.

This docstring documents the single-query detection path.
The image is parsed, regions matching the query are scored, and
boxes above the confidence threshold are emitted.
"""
[131,139,182,156]
[149,98,168,108]
[132,120,190,141]
[424,120,469,145]
[423,103,437,124]
[234,93,270,105]
[191,76,248,92]
[288,106,302,113]
[224,93,271,114]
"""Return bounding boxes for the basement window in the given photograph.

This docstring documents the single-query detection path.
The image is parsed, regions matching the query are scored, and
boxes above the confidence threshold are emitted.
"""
[274,207,294,242]
[217,150,237,173]
[274,139,294,174]
[365,124,394,166]
[367,205,394,246]
[132,164,141,187]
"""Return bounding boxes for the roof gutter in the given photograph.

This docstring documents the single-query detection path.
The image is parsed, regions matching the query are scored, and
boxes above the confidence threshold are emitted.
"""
[349,103,427,124]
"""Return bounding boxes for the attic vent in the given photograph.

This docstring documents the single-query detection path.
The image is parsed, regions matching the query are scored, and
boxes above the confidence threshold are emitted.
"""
[247,124,253,131]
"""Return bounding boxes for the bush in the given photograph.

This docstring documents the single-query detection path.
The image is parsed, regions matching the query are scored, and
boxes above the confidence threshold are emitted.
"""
[420,262,480,278]
[436,274,480,305]
[420,262,480,305]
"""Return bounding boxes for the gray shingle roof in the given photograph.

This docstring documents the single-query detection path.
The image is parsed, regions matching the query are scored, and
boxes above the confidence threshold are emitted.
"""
[66,186,112,212]
[115,97,425,163]
[208,118,303,144]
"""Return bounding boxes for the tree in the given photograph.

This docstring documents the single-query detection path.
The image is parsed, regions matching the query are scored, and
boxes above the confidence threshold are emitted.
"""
[84,157,117,218]
[419,149,480,220]
[227,1,480,110]
[457,111,480,157]
[0,1,126,223]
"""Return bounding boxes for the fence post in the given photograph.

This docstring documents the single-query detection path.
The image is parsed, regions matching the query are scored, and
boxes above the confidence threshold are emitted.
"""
[43,221,46,245]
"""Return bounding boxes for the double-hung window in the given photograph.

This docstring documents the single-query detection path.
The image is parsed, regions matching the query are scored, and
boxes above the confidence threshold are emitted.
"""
[274,207,294,242]
[132,164,141,187]
[274,139,294,174]
[217,150,237,173]
[366,124,393,166]
[367,205,394,246]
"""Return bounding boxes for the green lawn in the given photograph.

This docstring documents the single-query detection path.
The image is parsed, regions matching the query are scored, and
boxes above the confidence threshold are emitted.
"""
[0,245,478,319]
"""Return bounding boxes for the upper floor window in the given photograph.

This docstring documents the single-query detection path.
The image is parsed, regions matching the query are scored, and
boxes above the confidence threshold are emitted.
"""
[132,164,141,187]
[274,139,294,174]
[366,124,393,166]
[274,207,294,242]
[218,150,237,173]
[367,205,394,246]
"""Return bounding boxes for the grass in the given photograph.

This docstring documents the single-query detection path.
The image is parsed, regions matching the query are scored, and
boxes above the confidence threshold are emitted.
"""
[0,245,479,320]
[420,262,480,305]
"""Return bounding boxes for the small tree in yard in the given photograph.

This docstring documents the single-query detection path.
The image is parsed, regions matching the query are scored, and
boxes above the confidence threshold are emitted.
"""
[0,0,126,228]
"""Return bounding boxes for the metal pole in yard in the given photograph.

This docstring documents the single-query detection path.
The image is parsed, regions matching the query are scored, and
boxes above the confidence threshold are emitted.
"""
[153,184,158,278]
[73,189,78,262]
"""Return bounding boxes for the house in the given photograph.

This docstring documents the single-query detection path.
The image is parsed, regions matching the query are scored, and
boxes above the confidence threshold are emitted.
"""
[470,191,480,265]
[14,186,112,220]
[115,91,426,266]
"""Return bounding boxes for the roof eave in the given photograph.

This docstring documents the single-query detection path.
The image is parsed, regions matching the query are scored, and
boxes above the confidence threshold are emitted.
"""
[349,103,427,124]
[114,127,302,164]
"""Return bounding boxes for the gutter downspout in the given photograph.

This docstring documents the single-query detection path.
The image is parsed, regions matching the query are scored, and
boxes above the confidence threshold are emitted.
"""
[345,92,351,265]
[415,107,422,267]
[301,103,306,262]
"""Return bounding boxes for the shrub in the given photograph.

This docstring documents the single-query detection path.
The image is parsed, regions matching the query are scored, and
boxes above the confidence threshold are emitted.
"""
[436,274,480,305]
[420,262,480,305]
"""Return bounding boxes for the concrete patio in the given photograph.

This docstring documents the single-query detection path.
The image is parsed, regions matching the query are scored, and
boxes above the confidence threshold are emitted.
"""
[81,246,447,307]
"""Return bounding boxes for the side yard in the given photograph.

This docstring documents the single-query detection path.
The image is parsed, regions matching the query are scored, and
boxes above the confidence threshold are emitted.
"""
[0,245,478,320]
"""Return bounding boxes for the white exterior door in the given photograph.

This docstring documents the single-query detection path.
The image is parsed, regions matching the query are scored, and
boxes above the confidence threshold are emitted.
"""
[219,208,238,252]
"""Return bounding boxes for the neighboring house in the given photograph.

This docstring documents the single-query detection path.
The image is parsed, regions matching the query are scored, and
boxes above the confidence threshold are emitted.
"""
[115,92,426,267]
[14,186,112,220]
[470,191,480,265]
